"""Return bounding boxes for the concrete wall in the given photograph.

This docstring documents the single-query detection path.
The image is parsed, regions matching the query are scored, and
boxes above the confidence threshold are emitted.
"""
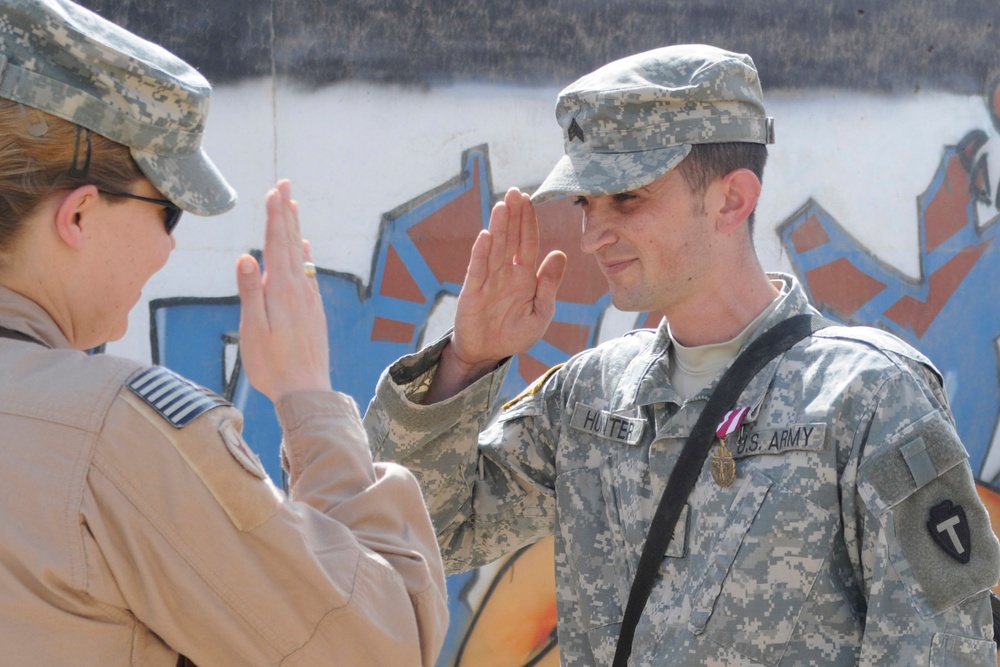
[77,2,1000,664]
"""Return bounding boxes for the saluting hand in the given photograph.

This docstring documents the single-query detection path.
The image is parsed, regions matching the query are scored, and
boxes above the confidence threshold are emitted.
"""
[425,187,566,403]
[236,180,332,402]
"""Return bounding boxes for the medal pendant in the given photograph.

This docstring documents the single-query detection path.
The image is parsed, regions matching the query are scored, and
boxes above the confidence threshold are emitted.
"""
[711,438,736,487]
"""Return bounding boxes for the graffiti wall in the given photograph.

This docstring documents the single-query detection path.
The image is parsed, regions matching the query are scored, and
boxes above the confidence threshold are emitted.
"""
[77,1,1000,664]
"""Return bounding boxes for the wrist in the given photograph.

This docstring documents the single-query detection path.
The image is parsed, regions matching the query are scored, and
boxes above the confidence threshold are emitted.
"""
[422,341,501,405]
[442,341,501,384]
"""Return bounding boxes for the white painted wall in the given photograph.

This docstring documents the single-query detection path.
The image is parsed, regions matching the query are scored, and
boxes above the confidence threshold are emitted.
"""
[109,80,1000,366]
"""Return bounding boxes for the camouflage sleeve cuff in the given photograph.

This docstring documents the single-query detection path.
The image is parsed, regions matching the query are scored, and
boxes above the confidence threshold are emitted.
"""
[385,331,453,388]
[366,339,511,461]
[384,330,511,412]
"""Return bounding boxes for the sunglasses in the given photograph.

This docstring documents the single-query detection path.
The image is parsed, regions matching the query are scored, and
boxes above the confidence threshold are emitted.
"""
[98,189,183,235]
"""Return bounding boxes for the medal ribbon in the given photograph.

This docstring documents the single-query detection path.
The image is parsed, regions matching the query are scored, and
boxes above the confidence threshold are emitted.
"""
[716,406,750,441]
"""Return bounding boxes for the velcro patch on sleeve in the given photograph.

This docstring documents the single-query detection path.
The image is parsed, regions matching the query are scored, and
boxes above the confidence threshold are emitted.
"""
[927,500,972,563]
[858,411,969,516]
[127,366,229,428]
[887,463,1000,615]
[118,392,281,533]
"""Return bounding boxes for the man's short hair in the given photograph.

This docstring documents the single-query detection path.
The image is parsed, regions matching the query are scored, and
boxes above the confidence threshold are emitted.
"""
[677,142,769,235]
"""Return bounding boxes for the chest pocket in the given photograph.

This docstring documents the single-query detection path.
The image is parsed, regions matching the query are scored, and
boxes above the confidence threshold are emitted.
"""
[687,469,838,666]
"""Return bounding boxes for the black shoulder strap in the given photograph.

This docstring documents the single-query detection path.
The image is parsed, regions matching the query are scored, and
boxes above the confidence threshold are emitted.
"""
[612,313,832,667]
[0,325,46,347]
[992,592,1000,647]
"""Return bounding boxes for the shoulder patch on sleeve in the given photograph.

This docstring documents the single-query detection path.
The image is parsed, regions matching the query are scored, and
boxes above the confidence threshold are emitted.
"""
[884,464,1000,615]
[502,363,564,411]
[219,419,267,479]
[928,500,972,563]
[127,366,229,428]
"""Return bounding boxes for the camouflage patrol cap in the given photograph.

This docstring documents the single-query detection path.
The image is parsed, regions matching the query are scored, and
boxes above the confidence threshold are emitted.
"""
[0,0,236,215]
[532,44,775,203]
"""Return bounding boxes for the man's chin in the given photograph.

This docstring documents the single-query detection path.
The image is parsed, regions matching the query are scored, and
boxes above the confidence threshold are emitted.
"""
[609,292,653,314]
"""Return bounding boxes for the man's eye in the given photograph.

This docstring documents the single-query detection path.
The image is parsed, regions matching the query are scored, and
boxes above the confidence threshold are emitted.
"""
[572,196,588,206]
[613,193,637,202]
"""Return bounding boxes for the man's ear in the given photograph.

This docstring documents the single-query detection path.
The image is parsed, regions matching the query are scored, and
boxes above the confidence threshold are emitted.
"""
[715,169,761,234]
[53,184,100,250]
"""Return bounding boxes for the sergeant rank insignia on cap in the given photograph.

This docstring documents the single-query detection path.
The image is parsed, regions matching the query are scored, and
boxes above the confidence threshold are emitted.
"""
[567,118,585,142]
[127,366,229,428]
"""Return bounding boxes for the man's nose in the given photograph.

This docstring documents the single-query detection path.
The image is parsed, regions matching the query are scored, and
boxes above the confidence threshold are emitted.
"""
[580,206,616,255]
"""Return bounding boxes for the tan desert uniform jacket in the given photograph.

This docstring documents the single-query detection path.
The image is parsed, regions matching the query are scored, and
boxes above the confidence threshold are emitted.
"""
[0,285,448,666]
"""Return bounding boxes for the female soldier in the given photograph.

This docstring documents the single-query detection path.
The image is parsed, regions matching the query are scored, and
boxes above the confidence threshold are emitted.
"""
[0,1,447,664]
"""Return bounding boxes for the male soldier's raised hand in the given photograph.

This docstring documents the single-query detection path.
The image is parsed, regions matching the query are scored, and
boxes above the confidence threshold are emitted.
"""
[424,187,566,403]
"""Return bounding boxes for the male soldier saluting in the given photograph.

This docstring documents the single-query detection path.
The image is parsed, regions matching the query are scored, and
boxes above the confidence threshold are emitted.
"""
[365,44,1000,665]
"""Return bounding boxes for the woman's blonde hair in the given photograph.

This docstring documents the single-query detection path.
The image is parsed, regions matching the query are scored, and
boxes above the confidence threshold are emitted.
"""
[0,99,144,251]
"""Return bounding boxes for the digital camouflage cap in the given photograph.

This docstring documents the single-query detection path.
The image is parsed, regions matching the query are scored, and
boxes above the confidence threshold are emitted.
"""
[532,44,775,203]
[0,0,236,215]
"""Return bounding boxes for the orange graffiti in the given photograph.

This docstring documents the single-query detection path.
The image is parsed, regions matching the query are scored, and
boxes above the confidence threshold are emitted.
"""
[976,482,1000,597]
[454,536,560,667]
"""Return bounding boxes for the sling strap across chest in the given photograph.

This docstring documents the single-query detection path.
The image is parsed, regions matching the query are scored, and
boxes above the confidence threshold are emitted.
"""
[612,313,832,666]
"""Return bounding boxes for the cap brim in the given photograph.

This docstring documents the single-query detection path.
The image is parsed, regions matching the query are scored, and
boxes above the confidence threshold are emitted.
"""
[132,146,237,216]
[530,144,692,204]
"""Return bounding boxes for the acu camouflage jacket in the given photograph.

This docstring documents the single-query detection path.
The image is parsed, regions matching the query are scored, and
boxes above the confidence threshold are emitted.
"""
[365,274,1000,667]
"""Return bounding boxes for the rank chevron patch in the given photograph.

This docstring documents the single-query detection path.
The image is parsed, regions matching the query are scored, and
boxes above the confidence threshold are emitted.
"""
[127,366,229,428]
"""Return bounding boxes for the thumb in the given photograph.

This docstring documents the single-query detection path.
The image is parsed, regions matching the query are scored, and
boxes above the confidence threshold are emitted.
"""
[534,250,567,311]
[237,254,266,334]
[462,229,492,293]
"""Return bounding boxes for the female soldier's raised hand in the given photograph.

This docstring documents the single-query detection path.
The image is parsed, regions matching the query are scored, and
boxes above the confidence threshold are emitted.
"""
[236,180,332,401]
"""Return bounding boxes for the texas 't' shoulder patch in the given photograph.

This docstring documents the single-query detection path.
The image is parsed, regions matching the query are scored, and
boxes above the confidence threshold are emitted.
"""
[127,366,229,428]
[927,499,972,564]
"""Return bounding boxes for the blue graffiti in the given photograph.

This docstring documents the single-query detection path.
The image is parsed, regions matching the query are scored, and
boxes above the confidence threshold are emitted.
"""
[152,146,613,482]
[779,132,1000,482]
[151,146,605,667]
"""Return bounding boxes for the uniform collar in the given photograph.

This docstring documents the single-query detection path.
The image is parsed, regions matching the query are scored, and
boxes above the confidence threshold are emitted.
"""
[613,273,818,411]
[0,284,73,349]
